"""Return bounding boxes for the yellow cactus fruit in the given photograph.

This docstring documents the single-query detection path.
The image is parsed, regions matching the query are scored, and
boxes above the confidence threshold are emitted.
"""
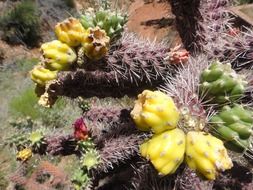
[82,26,110,60]
[41,40,77,71]
[30,66,57,86]
[185,131,233,180]
[140,128,186,175]
[130,90,180,133]
[55,17,86,47]
[16,148,32,161]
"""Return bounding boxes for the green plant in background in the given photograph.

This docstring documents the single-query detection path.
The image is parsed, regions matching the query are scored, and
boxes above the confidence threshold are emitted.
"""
[71,138,100,189]
[15,58,39,72]
[0,171,8,190]
[237,0,253,4]
[71,167,90,190]
[0,0,41,47]
[9,117,34,130]
[77,97,91,113]
[81,149,100,170]
[9,87,42,120]
[9,86,81,128]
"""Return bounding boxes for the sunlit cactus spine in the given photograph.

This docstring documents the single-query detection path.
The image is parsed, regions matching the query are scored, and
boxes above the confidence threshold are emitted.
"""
[161,55,211,132]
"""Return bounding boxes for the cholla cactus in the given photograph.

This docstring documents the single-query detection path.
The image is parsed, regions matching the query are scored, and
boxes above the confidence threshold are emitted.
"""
[30,66,57,86]
[41,40,77,71]
[38,32,172,105]
[55,17,86,47]
[130,161,176,190]
[80,8,127,40]
[191,0,253,71]
[45,134,76,155]
[140,128,185,175]
[185,131,233,180]
[161,55,212,132]
[174,167,214,190]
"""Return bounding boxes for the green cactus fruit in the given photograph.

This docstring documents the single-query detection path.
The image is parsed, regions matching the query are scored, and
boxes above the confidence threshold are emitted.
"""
[80,8,127,40]
[211,104,253,152]
[71,167,90,190]
[28,130,45,149]
[199,61,247,104]
[81,149,100,170]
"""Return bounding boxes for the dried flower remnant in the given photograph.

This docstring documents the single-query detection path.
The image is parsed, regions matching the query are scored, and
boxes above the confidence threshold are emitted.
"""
[81,26,110,60]
[166,45,189,64]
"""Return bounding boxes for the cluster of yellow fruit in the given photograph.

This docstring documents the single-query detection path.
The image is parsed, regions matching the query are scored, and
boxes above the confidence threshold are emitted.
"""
[131,90,233,180]
[16,148,32,162]
[30,17,110,87]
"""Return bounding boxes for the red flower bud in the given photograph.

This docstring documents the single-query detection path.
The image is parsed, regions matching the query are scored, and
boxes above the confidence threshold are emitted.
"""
[73,118,89,140]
